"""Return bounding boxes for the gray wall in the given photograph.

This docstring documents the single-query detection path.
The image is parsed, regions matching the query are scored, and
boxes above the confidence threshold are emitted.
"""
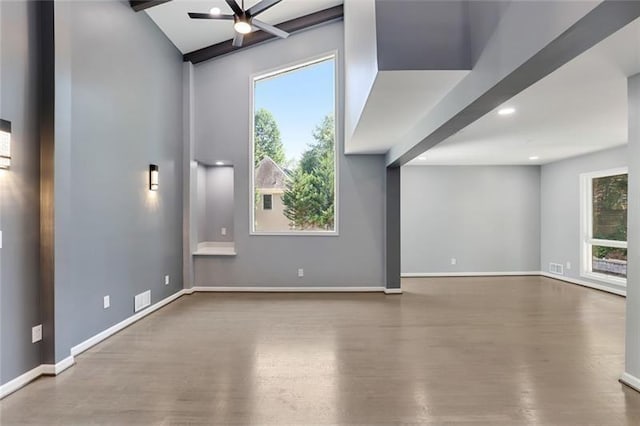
[197,165,234,243]
[375,0,471,71]
[541,146,628,294]
[0,0,42,385]
[192,22,387,287]
[52,0,184,362]
[401,166,541,274]
[205,166,234,242]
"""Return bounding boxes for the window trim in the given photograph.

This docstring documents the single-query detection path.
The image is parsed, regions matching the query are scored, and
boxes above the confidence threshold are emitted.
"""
[249,51,339,236]
[579,167,628,286]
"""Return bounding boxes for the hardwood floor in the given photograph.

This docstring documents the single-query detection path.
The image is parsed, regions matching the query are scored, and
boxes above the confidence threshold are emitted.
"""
[2,276,640,425]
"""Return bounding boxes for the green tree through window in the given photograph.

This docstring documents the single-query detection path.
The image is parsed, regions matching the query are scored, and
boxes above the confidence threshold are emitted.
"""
[283,115,335,230]
[252,56,336,233]
[254,108,285,166]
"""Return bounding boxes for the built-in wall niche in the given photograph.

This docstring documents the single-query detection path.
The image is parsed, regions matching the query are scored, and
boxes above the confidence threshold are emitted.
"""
[193,162,236,256]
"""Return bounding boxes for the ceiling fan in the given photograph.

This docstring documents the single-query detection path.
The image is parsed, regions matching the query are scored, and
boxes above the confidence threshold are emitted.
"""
[188,0,290,48]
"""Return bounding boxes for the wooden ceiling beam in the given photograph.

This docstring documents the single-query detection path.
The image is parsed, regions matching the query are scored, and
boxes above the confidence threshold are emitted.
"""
[130,1,172,12]
[184,5,344,64]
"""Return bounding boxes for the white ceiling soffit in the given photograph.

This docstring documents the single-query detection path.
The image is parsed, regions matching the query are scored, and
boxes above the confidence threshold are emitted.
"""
[410,17,640,166]
[347,70,470,154]
[145,0,343,54]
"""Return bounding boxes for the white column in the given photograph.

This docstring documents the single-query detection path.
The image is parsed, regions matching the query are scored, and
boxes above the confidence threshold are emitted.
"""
[622,73,640,391]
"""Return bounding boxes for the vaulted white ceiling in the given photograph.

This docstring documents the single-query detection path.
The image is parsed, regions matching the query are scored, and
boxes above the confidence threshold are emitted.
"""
[409,17,640,166]
[145,0,343,54]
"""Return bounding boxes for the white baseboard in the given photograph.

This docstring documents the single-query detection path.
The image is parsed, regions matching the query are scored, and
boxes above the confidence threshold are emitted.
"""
[539,272,626,297]
[0,365,46,400]
[0,354,78,399]
[71,289,186,356]
[402,271,540,278]
[41,355,75,376]
[1,273,626,400]
[402,271,625,297]
[620,372,640,392]
[1,289,186,400]
[190,286,386,293]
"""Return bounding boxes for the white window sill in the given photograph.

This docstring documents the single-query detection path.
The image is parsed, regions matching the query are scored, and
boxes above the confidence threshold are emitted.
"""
[581,271,627,287]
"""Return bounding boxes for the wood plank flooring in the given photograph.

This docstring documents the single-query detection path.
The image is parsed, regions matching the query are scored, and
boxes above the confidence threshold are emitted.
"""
[2,276,640,425]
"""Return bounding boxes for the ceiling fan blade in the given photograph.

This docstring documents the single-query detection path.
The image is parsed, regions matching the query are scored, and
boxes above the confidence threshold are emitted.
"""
[225,0,244,16]
[252,19,289,39]
[188,12,234,20]
[247,0,282,17]
[232,33,244,47]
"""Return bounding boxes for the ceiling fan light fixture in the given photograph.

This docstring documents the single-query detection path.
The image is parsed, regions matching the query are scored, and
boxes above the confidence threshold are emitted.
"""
[188,0,289,47]
[234,19,252,34]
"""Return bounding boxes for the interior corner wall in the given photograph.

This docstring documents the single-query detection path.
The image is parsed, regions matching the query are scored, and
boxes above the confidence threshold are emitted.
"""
[401,165,541,274]
[192,22,387,288]
[0,0,42,385]
[52,1,184,362]
[540,145,628,294]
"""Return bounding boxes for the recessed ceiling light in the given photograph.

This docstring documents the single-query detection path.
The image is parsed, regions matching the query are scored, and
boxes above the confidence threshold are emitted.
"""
[418,156,427,161]
[529,156,539,161]
[498,107,516,116]
[215,161,224,166]
[209,7,221,15]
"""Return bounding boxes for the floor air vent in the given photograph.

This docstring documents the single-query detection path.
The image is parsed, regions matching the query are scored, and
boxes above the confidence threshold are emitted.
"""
[549,263,564,275]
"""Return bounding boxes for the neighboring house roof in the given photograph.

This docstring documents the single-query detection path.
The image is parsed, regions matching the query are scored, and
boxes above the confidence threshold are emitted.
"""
[254,156,289,190]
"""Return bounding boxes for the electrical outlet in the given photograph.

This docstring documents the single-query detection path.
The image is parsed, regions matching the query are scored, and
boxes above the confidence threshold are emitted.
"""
[451,258,457,265]
[566,261,572,270]
[103,295,110,309]
[298,268,304,278]
[221,227,227,236]
[165,275,170,285]
[32,325,42,343]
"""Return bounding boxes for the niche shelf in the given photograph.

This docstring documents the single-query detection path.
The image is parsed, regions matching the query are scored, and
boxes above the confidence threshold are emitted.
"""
[192,161,236,256]
[193,241,236,256]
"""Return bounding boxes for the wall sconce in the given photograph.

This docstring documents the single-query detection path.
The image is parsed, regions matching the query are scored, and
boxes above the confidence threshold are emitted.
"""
[149,164,159,191]
[0,119,11,169]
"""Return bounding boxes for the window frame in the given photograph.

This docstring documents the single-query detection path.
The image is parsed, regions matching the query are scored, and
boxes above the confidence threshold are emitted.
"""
[249,51,339,236]
[579,167,628,286]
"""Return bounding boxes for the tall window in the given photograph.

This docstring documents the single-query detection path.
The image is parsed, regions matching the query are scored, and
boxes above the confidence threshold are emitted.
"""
[251,54,337,235]
[581,168,628,284]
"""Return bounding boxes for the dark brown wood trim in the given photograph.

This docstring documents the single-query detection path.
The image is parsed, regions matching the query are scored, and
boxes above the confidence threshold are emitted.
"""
[38,0,57,365]
[183,5,344,64]
[130,0,172,12]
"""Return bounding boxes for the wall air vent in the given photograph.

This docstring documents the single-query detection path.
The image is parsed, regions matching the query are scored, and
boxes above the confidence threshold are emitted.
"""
[549,263,564,275]
[134,290,151,312]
